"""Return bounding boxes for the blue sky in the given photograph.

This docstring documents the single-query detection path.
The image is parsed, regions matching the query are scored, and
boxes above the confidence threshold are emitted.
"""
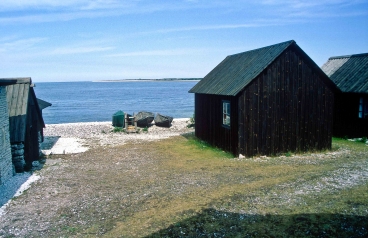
[0,0,367,82]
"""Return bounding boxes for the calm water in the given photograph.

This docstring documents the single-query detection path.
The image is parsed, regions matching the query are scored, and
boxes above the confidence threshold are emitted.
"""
[35,81,197,124]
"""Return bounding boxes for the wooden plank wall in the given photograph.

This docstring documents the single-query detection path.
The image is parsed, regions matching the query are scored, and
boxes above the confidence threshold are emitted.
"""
[6,83,29,143]
[333,93,368,137]
[27,93,41,164]
[238,48,335,157]
[195,94,238,155]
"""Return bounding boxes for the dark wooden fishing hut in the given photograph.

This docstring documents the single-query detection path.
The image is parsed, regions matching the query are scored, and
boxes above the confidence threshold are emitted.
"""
[322,53,368,138]
[5,77,45,172]
[189,40,339,157]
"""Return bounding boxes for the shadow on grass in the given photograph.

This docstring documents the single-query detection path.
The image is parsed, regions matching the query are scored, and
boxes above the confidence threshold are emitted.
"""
[146,208,368,237]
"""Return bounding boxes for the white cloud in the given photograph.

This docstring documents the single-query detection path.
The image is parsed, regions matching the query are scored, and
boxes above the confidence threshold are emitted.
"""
[0,0,84,10]
[80,0,133,10]
[0,0,130,10]
[0,11,119,24]
[50,46,114,55]
[259,0,368,16]
[1,0,366,25]
[0,1,170,24]
[144,22,281,35]
[107,49,201,57]
[0,37,47,52]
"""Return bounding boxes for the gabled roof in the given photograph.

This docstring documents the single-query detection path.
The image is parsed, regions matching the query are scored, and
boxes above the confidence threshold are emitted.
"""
[321,53,368,94]
[189,40,295,96]
[190,40,337,96]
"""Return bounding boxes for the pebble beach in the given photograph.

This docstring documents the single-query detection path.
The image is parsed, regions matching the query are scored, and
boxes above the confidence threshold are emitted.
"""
[41,118,194,154]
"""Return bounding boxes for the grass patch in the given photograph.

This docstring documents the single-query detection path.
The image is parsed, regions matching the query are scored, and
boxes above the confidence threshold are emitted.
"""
[284,151,292,157]
[356,137,367,143]
[333,137,368,152]
[182,133,233,159]
[111,127,125,133]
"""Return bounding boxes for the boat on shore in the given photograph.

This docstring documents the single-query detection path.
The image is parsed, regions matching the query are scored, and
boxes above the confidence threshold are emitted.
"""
[154,113,173,127]
[135,111,155,127]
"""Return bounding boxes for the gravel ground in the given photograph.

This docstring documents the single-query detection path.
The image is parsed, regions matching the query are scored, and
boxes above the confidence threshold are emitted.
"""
[42,118,194,152]
[1,120,367,237]
[0,118,193,218]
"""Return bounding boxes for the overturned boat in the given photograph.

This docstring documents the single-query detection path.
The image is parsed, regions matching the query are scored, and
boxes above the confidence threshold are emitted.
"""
[154,113,173,127]
[135,112,155,127]
[135,111,155,127]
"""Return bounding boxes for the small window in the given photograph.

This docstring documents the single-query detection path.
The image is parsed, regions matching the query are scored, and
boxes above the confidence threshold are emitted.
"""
[358,97,368,119]
[223,101,230,127]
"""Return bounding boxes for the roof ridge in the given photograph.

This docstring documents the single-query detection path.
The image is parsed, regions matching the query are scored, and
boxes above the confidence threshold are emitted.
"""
[229,40,295,57]
[329,52,368,60]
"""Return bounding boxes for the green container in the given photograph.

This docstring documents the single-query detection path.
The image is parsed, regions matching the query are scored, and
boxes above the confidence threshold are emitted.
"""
[112,110,125,127]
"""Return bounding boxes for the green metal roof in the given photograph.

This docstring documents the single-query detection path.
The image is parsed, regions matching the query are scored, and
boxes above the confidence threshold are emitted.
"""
[321,53,368,94]
[189,40,295,96]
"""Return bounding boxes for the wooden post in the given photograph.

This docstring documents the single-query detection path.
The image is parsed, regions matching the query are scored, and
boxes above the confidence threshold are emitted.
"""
[124,113,128,130]
[133,112,137,129]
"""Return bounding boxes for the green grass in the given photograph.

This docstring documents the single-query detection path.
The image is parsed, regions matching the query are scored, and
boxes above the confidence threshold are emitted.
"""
[333,137,368,151]
[356,137,367,143]
[106,137,368,237]
[111,127,124,133]
[183,133,233,159]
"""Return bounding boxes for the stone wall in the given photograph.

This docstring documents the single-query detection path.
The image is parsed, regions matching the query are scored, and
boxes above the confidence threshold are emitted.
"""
[11,142,25,172]
[0,86,13,185]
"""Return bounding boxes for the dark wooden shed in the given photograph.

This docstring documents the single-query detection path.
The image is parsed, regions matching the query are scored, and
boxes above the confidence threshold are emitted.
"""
[189,40,339,157]
[322,53,368,138]
[4,77,45,172]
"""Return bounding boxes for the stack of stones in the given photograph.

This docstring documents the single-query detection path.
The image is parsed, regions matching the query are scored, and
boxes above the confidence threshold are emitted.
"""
[38,131,43,157]
[11,143,25,173]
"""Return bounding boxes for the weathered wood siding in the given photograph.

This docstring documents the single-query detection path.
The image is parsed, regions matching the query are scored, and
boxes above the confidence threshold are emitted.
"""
[195,94,238,155]
[238,48,335,156]
[333,93,368,137]
[24,91,42,168]
[0,86,13,184]
[6,82,29,143]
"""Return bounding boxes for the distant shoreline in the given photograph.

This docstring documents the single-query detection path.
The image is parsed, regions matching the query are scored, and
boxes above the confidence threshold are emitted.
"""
[94,78,202,82]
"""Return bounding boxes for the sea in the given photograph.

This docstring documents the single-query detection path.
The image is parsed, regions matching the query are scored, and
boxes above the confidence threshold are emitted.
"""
[34,81,198,124]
